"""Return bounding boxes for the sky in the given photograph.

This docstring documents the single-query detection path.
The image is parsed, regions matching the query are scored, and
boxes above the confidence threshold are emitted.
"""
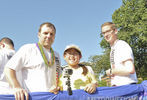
[0,0,122,65]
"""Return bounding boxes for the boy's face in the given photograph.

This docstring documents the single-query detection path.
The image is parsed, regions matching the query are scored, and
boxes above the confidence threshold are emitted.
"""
[64,48,81,66]
[101,25,117,44]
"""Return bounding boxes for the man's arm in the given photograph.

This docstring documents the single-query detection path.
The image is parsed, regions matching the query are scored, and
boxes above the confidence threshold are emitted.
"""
[4,68,29,100]
[106,59,135,76]
[112,59,135,75]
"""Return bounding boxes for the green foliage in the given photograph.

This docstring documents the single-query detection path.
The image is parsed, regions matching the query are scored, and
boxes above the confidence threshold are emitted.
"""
[98,80,108,87]
[88,52,110,80]
[137,78,143,84]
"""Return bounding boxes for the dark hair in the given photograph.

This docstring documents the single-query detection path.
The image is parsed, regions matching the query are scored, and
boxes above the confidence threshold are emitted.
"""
[78,63,88,76]
[38,22,56,33]
[0,37,14,47]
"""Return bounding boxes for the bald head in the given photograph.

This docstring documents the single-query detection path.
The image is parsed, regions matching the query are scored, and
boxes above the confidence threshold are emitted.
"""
[0,37,14,49]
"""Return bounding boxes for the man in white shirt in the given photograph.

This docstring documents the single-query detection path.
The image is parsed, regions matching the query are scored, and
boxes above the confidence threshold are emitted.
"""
[0,37,15,94]
[101,22,138,86]
[4,22,61,100]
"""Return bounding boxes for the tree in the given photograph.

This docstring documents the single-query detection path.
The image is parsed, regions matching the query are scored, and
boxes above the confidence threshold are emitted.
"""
[88,50,110,80]
[111,0,147,78]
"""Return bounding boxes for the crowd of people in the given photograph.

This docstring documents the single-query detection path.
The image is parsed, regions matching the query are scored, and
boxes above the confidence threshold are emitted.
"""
[0,22,138,100]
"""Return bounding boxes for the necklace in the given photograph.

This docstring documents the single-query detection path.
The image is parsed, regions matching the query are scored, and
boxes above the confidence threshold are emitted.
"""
[36,43,55,67]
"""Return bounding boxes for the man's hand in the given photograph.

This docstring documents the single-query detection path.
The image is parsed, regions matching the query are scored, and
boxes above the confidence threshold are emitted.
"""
[13,88,29,100]
[49,85,60,94]
[84,83,97,94]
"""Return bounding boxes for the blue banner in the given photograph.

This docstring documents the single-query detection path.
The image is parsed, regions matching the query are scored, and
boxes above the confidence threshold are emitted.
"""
[0,80,146,100]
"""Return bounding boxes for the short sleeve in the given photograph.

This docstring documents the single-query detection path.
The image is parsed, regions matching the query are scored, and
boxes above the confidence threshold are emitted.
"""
[118,41,134,62]
[86,66,95,75]
[5,44,29,71]
[86,66,97,83]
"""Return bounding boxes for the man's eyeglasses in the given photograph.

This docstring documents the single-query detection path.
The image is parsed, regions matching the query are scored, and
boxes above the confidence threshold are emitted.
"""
[101,29,115,36]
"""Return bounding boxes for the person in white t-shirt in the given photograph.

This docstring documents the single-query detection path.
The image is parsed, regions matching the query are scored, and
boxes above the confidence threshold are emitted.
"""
[58,44,98,94]
[101,22,138,86]
[4,22,61,100]
[0,37,15,94]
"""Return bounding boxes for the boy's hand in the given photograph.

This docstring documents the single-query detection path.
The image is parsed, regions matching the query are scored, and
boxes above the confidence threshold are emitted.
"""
[84,83,97,94]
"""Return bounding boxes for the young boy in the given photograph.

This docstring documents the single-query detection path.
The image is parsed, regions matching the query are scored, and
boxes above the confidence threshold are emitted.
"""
[101,22,138,86]
[58,44,98,94]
